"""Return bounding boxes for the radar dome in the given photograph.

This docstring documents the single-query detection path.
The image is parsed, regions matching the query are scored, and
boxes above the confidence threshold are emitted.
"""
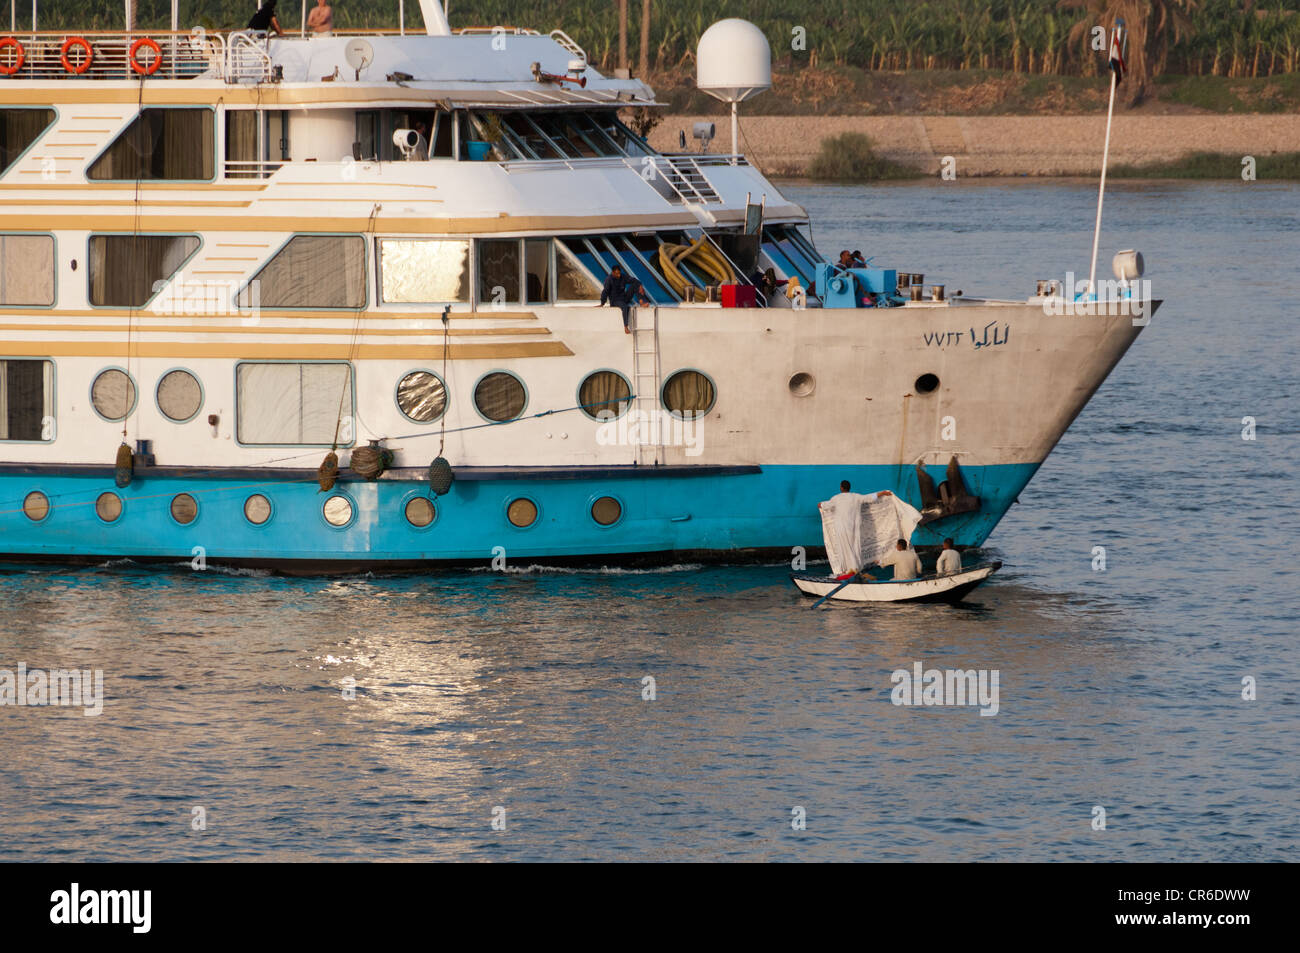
[696,19,771,103]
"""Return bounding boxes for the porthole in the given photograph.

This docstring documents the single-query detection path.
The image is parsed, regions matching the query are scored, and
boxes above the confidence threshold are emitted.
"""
[662,369,716,418]
[396,370,448,423]
[170,493,198,525]
[788,372,816,397]
[405,496,436,528]
[506,497,538,528]
[578,370,631,421]
[244,494,272,525]
[95,491,122,523]
[474,371,527,422]
[156,369,203,422]
[90,368,137,421]
[915,373,940,394]
[323,494,354,527]
[591,496,622,526]
[22,491,50,522]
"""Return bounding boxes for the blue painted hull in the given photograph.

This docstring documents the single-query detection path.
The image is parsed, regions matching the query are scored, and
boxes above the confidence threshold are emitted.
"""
[0,461,1039,571]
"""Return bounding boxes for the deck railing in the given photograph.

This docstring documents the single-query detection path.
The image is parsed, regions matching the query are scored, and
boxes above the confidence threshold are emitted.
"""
[0,30,222,80]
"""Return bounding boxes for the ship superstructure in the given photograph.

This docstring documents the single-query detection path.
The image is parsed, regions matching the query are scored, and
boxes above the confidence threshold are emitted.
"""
[0,8,1156,570]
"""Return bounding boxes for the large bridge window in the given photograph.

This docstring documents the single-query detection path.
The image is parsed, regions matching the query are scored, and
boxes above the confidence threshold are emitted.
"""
[88,108,213,181]
[236,362,353,446]
[0,108,54,177]
[464,111,652,162]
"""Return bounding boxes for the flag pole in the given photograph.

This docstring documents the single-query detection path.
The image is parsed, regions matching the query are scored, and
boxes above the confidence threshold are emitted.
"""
[1088,23,1123,301]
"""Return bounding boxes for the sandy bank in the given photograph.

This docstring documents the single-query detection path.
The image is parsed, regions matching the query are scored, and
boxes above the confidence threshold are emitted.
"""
[648,115,1300,177]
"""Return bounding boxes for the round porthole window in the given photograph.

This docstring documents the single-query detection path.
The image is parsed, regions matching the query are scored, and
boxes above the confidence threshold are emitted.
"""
[915,373,940,394]
[323,495,354,527]
[788,372,816,397]
[579,371,632,420]
[91,368,136,421]
[396,370,448,423]
[591,496,622,526]
[507,497,538,528]
[157,369,203,422]
[662,370,716,417]
[244,494,272,525]
[23,491,50,522]
[474,372,527,422]
[405,496,436,527]
[95,491,122,522]
[170,493,198,525]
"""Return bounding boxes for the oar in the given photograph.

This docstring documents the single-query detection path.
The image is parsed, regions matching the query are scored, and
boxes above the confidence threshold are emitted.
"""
[810,573,861,609]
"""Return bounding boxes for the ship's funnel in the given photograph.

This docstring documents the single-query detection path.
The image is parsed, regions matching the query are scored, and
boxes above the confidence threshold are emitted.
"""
[418,0,453,37]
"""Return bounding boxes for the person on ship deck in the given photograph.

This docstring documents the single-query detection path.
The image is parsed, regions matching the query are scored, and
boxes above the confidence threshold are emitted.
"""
[307,0,334,35]
[600,266,650,334]
[248,1,285,36]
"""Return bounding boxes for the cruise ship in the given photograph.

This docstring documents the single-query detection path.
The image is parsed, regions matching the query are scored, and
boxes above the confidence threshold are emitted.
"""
[0,4,1157,571]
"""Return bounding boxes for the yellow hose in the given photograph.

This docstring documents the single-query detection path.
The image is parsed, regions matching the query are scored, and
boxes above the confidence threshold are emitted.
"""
[656,237,735,295]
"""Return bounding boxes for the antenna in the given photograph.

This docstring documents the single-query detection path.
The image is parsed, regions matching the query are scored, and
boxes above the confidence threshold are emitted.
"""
[344,38,374,81]
[696,19,771,165]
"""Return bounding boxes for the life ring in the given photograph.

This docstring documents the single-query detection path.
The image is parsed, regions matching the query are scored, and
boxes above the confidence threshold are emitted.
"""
[60,36,93,74]
[0,37,24,75]
[128,37,161,75]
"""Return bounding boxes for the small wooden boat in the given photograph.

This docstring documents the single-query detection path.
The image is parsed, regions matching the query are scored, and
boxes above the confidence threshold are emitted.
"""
[792,561,1002,604]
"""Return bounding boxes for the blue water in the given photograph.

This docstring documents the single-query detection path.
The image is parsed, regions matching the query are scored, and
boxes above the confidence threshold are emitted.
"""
[1,180,1296,861]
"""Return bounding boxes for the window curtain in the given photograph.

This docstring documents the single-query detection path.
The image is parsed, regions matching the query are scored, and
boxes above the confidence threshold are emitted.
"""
[0,235,54,306]
[89,109,213,180]
[244,236,365,309]
[0,359,52,441]
[474,373,525,422]
[663,372,714,416]
[579,372,630,419]
[236,363,353,445]
[89,235,199,307]
[225,110,259,178]
[0,109,54,174]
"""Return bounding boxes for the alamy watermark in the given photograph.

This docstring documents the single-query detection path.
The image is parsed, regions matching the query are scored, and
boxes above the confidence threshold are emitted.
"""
[0,663,103,716]
[1040,271,1153,326]
[890,660,999,716]
[595,409,704,456]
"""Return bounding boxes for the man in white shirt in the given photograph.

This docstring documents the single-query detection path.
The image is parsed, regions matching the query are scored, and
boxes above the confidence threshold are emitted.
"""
[936,537,961,575]
[878,538,923,580]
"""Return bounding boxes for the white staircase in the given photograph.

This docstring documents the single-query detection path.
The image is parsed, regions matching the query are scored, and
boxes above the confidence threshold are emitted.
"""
[630,306,662,466]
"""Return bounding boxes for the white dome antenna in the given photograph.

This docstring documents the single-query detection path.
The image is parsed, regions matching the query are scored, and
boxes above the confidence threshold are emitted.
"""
[696,19,771,161]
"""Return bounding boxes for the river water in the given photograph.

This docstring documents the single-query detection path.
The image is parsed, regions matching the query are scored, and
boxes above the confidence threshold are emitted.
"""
[2,180,1296,861]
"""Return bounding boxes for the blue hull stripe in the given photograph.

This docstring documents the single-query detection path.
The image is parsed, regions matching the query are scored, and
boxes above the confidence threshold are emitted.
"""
[0,462,1040,565]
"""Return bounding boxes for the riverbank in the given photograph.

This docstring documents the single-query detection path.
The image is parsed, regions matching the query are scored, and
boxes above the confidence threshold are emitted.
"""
[647,114,1300,178]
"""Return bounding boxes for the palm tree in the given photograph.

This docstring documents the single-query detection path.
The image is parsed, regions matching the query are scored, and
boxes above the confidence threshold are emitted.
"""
[1061,0,1198,103]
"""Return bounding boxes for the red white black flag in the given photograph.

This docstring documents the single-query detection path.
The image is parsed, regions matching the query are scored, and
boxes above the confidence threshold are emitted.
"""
[1108,20,1127,82]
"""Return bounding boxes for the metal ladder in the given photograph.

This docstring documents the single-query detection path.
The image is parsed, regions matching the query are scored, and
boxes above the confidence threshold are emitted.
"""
[630,306,662,466]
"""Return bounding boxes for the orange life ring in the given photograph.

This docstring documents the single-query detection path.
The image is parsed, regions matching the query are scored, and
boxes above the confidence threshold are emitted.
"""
[60,36,93,74]
[128,37,161,75]
[0,37,24,75]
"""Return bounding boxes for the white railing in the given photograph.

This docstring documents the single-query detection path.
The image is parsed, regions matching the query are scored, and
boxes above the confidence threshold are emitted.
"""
[222,158,285,179]
[0,30,221,80]
[224,31,273,84]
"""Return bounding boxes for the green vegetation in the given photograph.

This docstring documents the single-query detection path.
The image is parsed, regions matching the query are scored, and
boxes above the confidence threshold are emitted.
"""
[1109,150,1300,178]
[807,133,923,181]
[38,1,1300,80]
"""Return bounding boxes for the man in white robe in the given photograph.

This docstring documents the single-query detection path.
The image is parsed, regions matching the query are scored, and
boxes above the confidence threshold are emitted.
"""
[819,480,892,574]
[879,539,923,580]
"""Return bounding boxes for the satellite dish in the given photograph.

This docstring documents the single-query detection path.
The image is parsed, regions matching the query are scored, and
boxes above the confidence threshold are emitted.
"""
[344,39,374,80]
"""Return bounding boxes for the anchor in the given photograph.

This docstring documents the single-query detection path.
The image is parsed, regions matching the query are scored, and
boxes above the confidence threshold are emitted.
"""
[916,456,981,526]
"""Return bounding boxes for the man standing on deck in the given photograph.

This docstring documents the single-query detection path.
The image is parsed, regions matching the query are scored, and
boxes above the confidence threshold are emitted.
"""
[307,0,334,36]
[248,1,284,36]
[936,538,961,575]
[600,265,650,334]
[879,538,923,580]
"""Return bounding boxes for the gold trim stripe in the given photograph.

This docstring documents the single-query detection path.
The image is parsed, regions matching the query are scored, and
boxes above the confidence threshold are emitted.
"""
[0,308,540,321]
[0,322,552,337]
[0,341,574,360]
[0,212,697,233]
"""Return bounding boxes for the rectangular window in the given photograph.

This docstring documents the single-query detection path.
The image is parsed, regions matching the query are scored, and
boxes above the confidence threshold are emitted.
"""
[235,362,353,446]
[379,239,469,304]
[524,238,550,304]
[0,235,55,306]
[555,241,600,300]
[477,239,520,306]
[356,110,379,161]
[89,235,199,307]
[239,235,366,309]
[0,359,53,441]
[88,108,213,181]
[0,109,54,176]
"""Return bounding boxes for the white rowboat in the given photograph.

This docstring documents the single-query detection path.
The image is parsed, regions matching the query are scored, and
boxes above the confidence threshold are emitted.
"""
[792,561,1002,604]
